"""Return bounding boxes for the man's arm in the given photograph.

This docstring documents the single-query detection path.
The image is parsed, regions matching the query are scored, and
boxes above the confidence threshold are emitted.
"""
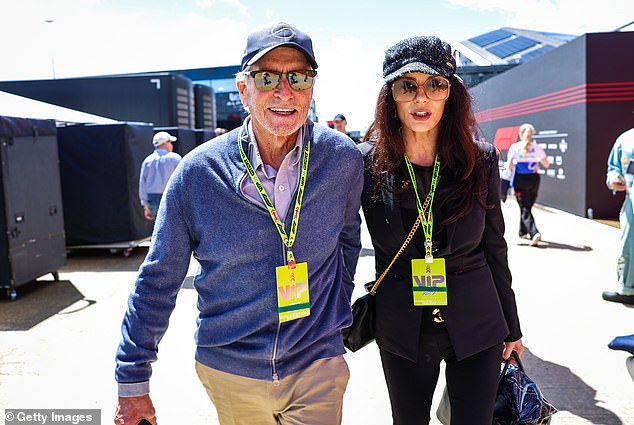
[115,165,193,422]
[138,161,148,207]
[339,152,364,300]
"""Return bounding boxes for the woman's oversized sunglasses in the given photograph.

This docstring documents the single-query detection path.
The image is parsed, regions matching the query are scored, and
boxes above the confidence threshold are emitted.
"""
[392,76,451,102]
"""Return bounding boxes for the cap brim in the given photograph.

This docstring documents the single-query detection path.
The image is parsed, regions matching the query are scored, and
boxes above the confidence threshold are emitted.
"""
[384,62,452,83]
[245,43,318,69]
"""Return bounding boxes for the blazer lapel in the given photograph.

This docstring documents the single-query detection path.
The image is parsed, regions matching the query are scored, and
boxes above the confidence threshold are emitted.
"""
[381,173,426,259]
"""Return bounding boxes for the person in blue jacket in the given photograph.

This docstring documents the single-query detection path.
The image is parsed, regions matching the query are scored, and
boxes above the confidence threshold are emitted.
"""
[114,21,363,425]
[138,131,181,221]
[603,127,634,305]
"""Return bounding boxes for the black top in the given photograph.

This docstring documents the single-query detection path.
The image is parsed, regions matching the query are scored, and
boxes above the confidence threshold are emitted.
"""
[359,141,522,362]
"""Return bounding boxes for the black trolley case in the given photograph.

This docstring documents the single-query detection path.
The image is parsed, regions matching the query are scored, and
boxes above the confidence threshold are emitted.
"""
[0,116,66,300]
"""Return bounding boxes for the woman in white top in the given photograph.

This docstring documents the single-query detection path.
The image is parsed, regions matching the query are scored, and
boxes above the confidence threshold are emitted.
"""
[505,123,550,246]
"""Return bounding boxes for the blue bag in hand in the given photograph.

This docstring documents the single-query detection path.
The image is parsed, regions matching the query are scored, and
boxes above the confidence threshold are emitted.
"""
[494,351,558,425]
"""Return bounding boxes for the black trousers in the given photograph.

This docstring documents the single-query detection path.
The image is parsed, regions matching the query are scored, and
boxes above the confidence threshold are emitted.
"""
[513,173,541,237]
[380,332,502,425]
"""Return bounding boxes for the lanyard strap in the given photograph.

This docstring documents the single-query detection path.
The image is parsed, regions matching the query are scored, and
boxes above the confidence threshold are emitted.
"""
[404,153,440,261]
[238,126,310,269]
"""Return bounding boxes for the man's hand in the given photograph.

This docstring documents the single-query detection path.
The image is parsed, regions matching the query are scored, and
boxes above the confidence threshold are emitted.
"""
[609,175,626,192]
[143,205,153,221]
[114,395,157,425]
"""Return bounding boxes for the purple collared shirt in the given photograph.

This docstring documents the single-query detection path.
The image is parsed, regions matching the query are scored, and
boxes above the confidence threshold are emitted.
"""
[241,122,303,220]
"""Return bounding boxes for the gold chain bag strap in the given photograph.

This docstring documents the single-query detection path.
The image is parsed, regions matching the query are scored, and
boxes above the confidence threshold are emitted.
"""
[367,214,422,295]
[342,215,422,352]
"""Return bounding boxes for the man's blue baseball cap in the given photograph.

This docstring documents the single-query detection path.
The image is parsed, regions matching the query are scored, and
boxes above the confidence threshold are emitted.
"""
[241,21,318,70]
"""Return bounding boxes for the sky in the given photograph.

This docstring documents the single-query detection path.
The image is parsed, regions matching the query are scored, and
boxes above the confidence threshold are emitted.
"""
[1,0,632,132]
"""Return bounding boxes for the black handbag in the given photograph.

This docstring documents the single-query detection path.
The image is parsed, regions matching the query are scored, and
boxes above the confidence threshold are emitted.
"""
[493,351,558,425]
[341,282,376,352]
[342,216,421,352]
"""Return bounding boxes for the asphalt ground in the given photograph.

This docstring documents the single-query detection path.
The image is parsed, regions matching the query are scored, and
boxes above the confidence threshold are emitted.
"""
[1,199,633,425]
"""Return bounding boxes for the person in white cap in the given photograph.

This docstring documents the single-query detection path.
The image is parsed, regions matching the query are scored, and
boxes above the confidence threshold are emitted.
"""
[138,131,182,221]
[114,21,363,425]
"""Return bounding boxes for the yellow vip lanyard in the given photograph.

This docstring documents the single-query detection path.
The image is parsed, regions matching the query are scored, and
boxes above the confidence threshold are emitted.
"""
[237,126,310,269]
[403,153,440,262]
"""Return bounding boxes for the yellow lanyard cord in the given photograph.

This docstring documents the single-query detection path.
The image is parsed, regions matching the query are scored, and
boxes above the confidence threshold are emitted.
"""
[403,153,440,261]
[237,126,310,269]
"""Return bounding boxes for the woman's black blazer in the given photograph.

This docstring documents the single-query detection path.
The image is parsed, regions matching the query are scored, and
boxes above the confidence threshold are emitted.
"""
[360,141,522,362]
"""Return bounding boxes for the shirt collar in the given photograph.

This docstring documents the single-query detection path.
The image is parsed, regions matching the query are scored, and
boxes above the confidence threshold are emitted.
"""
[246,120,304,176]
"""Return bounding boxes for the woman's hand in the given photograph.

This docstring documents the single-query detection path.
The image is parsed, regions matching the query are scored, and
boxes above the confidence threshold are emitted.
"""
[502,339,524,360]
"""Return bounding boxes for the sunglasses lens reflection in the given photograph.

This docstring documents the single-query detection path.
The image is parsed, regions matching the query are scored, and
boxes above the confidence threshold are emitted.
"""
[393,77,450,101]
[252,71,316,91]
[253,71,281,91]
[425,78,449,98]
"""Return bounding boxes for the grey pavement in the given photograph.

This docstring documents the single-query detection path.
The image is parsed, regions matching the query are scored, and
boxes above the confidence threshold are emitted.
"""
[1,199,633,425]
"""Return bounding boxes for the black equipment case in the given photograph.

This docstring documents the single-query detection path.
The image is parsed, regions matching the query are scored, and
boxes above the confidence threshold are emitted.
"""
[57,123,154,247]
[0,116,66,299]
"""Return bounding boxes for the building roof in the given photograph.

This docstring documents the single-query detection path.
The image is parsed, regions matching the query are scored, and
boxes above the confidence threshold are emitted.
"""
[454,27,577,66]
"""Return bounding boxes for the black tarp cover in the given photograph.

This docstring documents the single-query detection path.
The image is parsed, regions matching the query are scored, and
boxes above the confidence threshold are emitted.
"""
[57,123,154,245]
[0,116,66,288]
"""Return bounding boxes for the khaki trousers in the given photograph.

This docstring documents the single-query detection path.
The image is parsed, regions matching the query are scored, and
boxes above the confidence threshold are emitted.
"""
[195,356,349,425]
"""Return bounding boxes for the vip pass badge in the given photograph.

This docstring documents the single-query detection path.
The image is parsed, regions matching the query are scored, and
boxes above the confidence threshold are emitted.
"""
[404,153,447,307]
[238,125,311,323]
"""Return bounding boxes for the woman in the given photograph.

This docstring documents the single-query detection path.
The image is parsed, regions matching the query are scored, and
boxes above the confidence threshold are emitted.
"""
[359,36,524,425]
[505,123,550,246]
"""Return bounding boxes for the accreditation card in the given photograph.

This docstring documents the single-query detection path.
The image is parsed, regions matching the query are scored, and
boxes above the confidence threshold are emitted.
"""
[275,262,310,323]
[411,258,447,306]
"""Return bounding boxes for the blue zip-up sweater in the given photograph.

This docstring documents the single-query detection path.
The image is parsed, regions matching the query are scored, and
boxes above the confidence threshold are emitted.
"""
[115,121,363,395]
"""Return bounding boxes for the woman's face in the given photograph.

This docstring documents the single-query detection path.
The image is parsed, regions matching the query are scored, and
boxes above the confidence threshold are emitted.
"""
[392,72,449,137]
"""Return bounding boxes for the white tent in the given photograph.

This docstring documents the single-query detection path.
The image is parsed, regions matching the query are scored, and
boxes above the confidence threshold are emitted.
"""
[0,90,118,124]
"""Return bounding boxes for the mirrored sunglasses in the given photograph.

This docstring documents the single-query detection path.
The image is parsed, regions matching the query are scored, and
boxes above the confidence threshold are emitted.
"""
[246,70,317,91]
[392,76,451,102]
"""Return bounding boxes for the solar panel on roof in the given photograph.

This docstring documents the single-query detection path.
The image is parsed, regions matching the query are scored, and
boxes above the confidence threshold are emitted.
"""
[469,29,513,47]
[520,45,555,62]
[487,36,539,58]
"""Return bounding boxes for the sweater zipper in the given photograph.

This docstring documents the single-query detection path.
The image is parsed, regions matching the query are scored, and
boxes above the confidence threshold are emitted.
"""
[271,234,287,386]
[271,180,302,385]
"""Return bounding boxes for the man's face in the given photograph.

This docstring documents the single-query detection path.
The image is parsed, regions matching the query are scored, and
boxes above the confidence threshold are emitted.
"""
[334,119,346,133]
[237,47,313,141]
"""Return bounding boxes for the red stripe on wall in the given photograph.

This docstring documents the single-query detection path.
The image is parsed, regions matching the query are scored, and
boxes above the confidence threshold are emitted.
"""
[475,82,634,123]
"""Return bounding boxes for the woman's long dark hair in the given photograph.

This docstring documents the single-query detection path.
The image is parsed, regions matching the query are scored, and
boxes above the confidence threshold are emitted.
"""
[364,74,489,225]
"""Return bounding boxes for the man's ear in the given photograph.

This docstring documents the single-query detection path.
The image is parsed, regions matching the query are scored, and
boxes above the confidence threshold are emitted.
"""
[237,80,250,107]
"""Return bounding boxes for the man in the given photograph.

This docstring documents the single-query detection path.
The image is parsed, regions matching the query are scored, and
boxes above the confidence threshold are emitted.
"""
[114,21,363,425]
[603,127,634,305]
[333,113,359,143]
[138,131,182,221]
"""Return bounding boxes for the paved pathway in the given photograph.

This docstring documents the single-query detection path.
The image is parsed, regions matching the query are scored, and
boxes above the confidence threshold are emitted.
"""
[1,200,632,424]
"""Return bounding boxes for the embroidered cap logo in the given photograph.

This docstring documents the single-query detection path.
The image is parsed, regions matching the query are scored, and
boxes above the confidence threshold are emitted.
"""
[271,23,295,41]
